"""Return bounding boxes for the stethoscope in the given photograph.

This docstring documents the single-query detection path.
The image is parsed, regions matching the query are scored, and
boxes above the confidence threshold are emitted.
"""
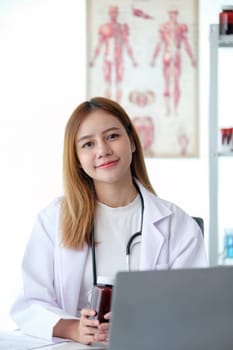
[91,181,144,286]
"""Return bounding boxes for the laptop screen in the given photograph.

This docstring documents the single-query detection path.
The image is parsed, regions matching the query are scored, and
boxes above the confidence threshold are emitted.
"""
[109,267,233,350]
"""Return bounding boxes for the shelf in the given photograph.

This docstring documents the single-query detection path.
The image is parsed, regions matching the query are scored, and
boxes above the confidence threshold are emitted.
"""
[209,24,233,266]
[219,34,233,47]
[217,151,233,156]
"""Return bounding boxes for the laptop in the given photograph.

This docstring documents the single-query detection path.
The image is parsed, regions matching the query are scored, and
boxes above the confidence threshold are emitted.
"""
[108,267,233,350]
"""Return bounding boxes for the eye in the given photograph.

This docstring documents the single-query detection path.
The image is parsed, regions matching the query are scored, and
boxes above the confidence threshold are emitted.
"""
[106,133,119,141]
[82,141,93,149]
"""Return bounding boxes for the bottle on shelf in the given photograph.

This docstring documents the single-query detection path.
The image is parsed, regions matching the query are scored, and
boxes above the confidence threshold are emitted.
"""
[219,127,233,153]
[219,5,233,35]
[223,228,233,265]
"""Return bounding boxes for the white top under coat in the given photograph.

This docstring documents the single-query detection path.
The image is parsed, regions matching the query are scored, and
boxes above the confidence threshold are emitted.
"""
[78,195,141,311]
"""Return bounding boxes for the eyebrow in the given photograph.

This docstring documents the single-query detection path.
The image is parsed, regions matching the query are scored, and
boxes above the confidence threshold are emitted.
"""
[77,126,121,143]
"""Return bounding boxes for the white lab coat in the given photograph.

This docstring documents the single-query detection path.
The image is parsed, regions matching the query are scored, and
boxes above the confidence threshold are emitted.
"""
[11,182,208,341]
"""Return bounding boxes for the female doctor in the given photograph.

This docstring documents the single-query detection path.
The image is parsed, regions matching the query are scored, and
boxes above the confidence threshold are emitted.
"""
[11,97,208,345]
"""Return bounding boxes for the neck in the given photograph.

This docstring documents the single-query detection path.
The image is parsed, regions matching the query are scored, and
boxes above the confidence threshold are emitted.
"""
[95,180,138,208]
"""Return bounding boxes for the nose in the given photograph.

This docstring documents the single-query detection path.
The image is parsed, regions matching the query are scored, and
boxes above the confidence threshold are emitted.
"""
[96,140,113,158]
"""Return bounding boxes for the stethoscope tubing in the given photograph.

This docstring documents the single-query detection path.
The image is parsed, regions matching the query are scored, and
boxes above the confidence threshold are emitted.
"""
[91,223,98,286]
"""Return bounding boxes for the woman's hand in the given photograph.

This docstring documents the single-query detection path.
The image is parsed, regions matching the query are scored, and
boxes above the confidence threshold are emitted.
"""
[94,312,111,344]
[77,308,100,344]
[53,308,99,345]
[53,309,111,345]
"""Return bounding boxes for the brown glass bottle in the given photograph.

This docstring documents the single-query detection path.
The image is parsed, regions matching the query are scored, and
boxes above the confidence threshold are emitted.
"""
[90,276,114,323]
[219,6,233,35]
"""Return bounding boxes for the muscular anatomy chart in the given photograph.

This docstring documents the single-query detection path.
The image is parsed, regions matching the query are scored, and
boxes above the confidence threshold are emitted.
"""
[87,0,198,157]
[150,9,196,116]
[89,5,137,102]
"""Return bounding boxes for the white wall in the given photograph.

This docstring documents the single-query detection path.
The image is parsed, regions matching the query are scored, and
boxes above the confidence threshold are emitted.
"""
[0,0,230,330]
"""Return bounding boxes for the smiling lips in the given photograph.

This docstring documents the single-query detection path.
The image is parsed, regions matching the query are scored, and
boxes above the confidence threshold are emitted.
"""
[95,159,119,169]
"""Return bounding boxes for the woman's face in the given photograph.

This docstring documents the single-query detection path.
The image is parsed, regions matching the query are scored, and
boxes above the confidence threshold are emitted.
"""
[75,110,135,188]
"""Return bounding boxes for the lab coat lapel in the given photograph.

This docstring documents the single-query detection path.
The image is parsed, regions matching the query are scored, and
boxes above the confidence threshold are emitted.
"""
[140,222,165,270]
[137,182,172,270]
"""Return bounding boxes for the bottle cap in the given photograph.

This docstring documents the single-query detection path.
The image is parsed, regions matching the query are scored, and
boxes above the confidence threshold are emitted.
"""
[97,275,115,286]
[221,5,233,10]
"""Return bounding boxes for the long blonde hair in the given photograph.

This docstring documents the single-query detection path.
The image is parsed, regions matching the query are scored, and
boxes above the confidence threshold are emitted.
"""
[61,97,156,249]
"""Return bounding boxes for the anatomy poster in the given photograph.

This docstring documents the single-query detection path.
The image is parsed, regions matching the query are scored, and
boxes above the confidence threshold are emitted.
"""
[86,0,199,157]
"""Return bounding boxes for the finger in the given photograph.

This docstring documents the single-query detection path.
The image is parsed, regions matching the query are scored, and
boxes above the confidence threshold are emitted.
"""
[86,325,100,335]
[104,312,111,320]
[80,308,96,318]
[81,335,95,345]
[81,317,99,329]
[94,332,109,343]
[98,322,109,332]
[78,323,99,344]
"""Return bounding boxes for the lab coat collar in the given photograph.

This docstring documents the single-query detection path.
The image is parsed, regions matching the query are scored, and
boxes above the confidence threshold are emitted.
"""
[135,179,172,221]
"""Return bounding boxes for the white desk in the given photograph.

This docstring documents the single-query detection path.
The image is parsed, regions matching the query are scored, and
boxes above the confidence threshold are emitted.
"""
[0,330,106,350]
[38,342,106,350]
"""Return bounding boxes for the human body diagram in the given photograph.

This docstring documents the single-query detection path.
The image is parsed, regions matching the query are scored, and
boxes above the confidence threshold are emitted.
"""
[89,5,137,102]
[150,9,196,115]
